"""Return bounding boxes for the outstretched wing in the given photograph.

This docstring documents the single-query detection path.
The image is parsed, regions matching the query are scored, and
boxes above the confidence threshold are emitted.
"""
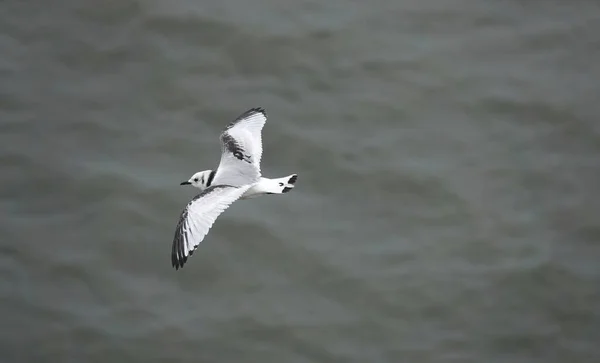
[211,108,267,187]
[172,184,251,270]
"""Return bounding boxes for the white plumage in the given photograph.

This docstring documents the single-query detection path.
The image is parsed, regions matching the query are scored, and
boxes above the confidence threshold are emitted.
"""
[172,108,298,270]
[211,108,266,187]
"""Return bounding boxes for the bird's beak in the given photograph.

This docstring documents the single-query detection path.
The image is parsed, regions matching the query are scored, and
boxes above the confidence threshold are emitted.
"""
[180,181,191,186]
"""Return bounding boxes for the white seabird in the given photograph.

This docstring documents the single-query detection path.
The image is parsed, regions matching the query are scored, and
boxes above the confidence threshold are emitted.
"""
[172,107,298,269]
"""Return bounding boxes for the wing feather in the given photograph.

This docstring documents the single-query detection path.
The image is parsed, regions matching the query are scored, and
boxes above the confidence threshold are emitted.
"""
[211,108,267,186]
[172,184,250,269]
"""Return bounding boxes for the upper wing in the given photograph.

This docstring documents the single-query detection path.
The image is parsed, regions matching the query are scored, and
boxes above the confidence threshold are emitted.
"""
[225,107,267,169]
[171,184,250,270]
[211,108,267,186]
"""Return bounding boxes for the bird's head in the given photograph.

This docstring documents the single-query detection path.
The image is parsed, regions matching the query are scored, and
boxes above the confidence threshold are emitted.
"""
[180,170,214,190]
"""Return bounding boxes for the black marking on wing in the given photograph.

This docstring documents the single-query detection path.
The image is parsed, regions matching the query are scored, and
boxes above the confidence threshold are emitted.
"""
[172,206,189,270]
[221,132,251,163]
[206,170,216,187]
[225,107,266,130]
[171,185,232,270]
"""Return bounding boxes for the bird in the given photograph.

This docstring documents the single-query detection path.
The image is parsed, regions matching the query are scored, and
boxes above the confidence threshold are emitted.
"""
[171,107,298,270]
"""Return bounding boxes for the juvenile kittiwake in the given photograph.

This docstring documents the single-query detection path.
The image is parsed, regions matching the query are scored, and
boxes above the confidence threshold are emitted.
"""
[171,107,298,270]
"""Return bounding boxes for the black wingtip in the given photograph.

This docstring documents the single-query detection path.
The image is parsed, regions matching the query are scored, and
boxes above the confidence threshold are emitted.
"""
[249,107,266,116]
[172,245,198,270]
[171,249,189,270]
[239,107,266,119]
[171,254,181,270]
[226,107,268,130]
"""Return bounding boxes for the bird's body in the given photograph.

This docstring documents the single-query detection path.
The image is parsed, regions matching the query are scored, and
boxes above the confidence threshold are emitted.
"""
[172,107,297,270]
[183,171,297,200]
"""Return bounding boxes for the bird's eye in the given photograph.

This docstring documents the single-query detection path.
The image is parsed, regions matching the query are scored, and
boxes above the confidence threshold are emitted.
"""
[193,178,198,182]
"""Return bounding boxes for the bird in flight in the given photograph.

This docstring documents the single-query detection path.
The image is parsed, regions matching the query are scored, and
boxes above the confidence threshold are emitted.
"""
[172,107,298,270]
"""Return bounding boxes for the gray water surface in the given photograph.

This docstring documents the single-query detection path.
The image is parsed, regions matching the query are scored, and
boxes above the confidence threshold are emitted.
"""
[1,1,600,362]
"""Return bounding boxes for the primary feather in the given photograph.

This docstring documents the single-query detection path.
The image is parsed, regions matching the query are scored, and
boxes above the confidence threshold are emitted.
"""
[172,184,251,270]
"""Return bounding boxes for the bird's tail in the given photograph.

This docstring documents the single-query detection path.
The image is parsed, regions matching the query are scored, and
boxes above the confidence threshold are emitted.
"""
[271,174,298,194]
